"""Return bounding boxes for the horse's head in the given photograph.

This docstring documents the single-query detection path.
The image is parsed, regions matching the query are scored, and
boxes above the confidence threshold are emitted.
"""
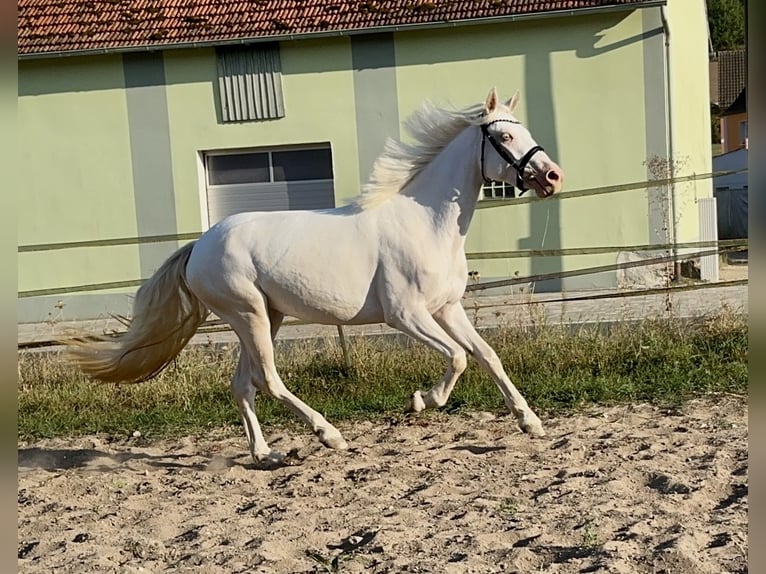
[479,87,564,198]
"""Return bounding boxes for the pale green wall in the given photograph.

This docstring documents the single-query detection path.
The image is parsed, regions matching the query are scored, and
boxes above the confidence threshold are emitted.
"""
[17,6,714,322]
[665,1,714,246]
[18,56,141,316]
[395,11,652,286]
[18,39,361,322]
[163,39,359,233]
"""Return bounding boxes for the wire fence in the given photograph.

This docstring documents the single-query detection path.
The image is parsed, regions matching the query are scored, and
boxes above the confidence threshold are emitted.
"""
[465,244,745,292]
[17,168,748,349]
[17,271,748,351]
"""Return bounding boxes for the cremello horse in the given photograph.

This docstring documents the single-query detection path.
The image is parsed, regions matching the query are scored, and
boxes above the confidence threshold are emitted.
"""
[69,88,564,465]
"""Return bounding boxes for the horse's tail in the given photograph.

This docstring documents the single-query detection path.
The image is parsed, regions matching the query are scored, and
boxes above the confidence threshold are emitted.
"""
[66,241,209,384]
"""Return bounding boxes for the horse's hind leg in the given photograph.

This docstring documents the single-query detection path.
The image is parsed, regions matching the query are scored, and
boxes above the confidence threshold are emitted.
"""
[228,306,287,465]
[230,352,283,465]
[220,291,348,455]
[268,307,284,341]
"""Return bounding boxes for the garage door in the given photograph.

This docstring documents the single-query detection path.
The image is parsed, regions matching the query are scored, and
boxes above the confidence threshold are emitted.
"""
[205,145,335,225]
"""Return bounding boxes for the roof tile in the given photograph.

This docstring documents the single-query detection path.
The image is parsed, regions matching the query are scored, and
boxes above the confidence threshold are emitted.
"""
[715,49,746,111]
[19,0,660,56]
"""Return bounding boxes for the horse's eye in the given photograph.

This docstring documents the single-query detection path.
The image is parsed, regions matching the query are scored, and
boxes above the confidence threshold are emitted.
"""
[502,132,512,142]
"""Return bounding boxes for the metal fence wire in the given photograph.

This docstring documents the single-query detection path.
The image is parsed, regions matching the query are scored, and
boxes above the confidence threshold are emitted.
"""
[17,167,749,349]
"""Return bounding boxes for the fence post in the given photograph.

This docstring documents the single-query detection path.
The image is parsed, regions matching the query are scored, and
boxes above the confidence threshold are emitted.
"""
[336,325,352,371]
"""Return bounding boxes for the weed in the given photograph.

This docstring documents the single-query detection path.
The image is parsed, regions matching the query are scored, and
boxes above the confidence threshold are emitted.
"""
[581,518,601,549]
[498,497,519,515]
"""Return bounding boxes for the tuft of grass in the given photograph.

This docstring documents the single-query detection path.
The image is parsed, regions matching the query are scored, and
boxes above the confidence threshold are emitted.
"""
[18,313,747,441]
[498,497,519,515]
[580,517,601,549]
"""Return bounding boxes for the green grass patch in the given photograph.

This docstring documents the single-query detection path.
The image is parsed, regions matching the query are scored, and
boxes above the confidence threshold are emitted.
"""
[18,312,747,441]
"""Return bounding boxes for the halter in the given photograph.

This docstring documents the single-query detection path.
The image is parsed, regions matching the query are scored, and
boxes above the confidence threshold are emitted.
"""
[480,119,544,197]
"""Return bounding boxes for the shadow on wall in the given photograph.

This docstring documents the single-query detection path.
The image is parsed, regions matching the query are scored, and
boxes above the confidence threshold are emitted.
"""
[517,43,562,292]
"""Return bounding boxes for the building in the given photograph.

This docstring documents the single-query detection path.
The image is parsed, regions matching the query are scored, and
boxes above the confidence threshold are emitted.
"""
[720,87,748,153]
[18,0,714,323]
[710,48,747,153]
[712,147,748,241]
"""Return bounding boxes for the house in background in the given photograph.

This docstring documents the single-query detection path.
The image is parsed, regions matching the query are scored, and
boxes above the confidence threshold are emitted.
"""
[720,87,747,153]
[712,132,748,243]
[17,0,714,323]
[709,49,747,243]
[709,49,747,153]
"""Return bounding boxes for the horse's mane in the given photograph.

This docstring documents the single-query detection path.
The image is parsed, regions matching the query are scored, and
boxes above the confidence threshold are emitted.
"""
[349,101,486,210]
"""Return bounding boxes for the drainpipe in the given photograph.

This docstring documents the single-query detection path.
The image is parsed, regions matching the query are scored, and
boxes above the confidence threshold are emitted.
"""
[660,4,681,281]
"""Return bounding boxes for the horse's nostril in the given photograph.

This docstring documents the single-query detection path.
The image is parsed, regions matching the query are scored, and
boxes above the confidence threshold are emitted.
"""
[546,170,561,182]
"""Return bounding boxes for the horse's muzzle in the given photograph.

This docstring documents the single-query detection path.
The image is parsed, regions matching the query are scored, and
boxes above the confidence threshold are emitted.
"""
[531,164,564,197]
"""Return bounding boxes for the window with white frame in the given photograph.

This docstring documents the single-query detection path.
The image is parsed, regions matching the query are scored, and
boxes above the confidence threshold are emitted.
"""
[204,145,335,224]
[481,180,518,200]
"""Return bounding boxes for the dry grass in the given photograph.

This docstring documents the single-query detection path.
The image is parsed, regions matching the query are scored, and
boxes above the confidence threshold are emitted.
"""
[18,312,747,441]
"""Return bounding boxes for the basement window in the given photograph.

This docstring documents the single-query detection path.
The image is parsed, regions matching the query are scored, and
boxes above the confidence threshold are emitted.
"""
[481,180,518,200]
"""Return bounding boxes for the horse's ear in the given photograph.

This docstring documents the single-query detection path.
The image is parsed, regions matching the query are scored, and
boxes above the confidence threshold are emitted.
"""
[505,90,520,112]
[484,87,499,115]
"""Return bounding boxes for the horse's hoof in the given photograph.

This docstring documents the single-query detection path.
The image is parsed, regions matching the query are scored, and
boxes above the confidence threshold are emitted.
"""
[519,417,546,438]
[405,390,426,413]
[253,449,285,467]
[319,429,348,450]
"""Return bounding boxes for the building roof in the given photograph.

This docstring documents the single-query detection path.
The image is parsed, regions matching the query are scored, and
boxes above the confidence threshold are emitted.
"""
[18,0,663,58]
[722,87,746,116]
[712,49,746,111]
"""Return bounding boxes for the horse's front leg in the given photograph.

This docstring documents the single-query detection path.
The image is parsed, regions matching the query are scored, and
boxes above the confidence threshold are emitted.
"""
[432,302,546,437]
[384,307,468,412]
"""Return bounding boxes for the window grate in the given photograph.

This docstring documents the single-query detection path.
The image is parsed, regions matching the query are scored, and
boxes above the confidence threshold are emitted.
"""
[217,44,285,122]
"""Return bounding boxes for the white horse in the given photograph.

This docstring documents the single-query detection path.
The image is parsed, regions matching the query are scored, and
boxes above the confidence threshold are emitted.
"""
[69,88,564,465]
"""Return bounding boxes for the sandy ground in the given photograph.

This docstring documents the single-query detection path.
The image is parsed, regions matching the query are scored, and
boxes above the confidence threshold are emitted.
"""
[718,261,748,283]
[18,396,747,574]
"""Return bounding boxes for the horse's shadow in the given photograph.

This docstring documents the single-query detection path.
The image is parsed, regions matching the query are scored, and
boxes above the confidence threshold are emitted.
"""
[450,444,506,455]
[17,446,243,473]
[17,445,307,473]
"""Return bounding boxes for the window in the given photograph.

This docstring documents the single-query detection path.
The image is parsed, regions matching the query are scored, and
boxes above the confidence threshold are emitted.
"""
[206,147,333,186]
[216,43,285,122]
[481,180,517,200]
[204,145,335,224]
[271,148,333,182]
[208,153,270,185]
[739,120,748,147]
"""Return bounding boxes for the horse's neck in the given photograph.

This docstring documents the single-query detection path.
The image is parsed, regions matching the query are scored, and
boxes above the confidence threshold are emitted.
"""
[403,126,483,236]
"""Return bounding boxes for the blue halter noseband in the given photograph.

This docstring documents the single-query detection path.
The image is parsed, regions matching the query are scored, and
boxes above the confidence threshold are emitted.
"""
[480,119,544,197]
